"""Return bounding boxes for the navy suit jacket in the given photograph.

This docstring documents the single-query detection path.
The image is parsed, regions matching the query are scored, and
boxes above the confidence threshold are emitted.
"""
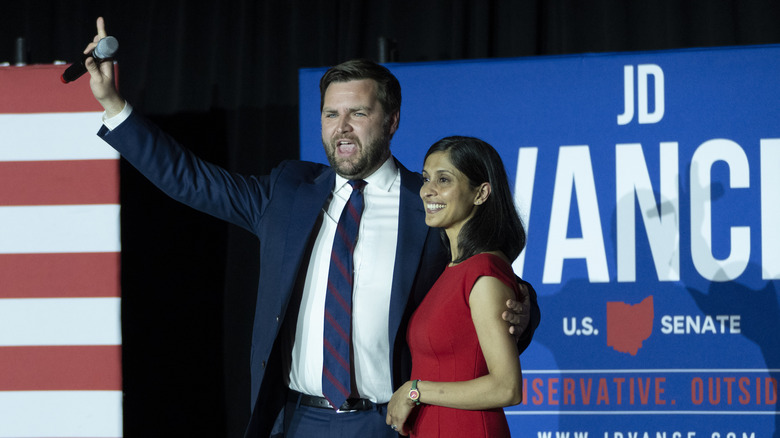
[99,111,538,437]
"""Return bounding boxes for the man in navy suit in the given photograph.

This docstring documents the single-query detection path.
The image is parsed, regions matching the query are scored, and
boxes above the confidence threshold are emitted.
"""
[84,17,539,438]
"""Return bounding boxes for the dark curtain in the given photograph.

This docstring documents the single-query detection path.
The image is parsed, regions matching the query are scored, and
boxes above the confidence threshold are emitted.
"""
[4,1,780,436]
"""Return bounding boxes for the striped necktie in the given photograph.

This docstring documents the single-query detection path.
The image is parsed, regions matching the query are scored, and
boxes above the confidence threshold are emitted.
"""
[322,179,366,409]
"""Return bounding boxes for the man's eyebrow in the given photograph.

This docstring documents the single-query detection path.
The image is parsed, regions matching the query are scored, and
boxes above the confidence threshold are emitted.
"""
[322,105,373,112]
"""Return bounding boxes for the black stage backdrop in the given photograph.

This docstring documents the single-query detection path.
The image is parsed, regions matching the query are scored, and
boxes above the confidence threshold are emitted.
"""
[3,1,780,436]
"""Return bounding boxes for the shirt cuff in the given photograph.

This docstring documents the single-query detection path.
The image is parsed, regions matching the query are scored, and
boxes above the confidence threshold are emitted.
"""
[102,102,133,131]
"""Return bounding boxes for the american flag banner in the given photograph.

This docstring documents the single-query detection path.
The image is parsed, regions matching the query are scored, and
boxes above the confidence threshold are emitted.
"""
[0,65,122,437]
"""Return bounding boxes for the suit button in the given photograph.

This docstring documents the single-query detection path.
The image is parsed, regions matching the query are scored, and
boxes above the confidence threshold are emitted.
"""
[275,315,280,322]
[262,361,266,369]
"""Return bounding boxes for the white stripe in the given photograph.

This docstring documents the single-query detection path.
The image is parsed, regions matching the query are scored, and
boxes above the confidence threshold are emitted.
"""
[0,205,120,254]
[0,112,119,161]
[0,390,122,437]
[0,298,121,346]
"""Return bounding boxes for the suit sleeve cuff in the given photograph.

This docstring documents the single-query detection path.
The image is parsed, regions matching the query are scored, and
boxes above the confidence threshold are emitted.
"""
[102,102,133,131]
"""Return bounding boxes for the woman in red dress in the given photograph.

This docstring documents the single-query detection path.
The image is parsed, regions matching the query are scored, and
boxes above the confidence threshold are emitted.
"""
[386,136,526,437]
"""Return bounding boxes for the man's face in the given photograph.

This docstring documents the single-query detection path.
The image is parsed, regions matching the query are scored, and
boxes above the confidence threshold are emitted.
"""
[321,79,399,180]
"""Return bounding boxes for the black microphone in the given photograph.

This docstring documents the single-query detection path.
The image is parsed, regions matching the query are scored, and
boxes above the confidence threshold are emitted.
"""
[61,36,119,83]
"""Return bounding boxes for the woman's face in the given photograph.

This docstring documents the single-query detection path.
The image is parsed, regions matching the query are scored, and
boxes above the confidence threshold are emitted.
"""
[420,150,482,237]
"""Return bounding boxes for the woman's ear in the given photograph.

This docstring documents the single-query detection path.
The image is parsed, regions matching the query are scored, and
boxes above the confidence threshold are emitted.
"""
[474,182,491,206]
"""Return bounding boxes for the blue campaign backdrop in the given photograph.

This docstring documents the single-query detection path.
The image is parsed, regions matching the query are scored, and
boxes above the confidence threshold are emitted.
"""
[300,45,780,437]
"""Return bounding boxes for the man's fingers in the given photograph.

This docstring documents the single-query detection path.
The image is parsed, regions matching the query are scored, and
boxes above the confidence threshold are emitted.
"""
[84,56,96,73]
[84,16,107,55]
[83,17,108,56]
[96,17,107,39]
[85,56,112,84]
[84,41,98,56]
[100,58,115,76]
[84,57,104,82]
[517,282,531,304]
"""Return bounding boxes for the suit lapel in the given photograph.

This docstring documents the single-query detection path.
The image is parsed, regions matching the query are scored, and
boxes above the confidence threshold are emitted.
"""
[388,161,428,347]
[283,169,335,260]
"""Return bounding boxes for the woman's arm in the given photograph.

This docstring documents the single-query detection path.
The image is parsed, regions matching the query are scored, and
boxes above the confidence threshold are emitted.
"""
[386,275,523,434]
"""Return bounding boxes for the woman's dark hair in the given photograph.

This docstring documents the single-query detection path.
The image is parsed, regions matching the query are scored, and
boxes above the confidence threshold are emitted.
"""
[424,136,526,264]
[319,59,402,128]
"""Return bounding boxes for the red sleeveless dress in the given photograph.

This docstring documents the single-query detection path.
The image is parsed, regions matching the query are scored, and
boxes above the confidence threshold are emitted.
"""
[407,253,519,437]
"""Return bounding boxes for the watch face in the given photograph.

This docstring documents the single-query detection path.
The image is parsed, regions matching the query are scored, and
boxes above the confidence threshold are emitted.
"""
[409,389,420,400]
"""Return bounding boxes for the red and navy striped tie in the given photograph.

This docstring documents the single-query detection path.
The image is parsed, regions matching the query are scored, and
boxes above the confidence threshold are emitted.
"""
[322,179,366,409]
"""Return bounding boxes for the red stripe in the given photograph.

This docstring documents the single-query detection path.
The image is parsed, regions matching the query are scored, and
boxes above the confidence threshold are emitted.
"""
[326,281,352,316]
[347,202,361,224]
[335,225,356,254]
[0,345,121,391]
[329,250,353,288]
[0,160,119,206]
[322,368,350,398]
[323,310,349,342]
[323,339,351,372]
[0,253,120,298]
[0,65,113,114]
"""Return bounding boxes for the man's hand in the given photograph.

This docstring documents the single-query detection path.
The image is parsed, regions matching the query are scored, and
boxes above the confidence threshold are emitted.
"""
[386,381,416,436]
[84,17,124,117]
[502,282,531,341]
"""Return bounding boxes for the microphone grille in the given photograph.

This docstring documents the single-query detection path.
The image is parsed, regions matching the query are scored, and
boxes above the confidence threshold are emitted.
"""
[94,36,119,59]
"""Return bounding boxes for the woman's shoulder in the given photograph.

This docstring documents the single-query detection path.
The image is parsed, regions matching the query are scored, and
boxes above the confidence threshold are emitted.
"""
[456,252,516,284]
[461,252,519,302]
[464,252,512,270]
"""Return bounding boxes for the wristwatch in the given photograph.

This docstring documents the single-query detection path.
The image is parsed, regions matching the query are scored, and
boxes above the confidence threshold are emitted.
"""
[409,379,421,405]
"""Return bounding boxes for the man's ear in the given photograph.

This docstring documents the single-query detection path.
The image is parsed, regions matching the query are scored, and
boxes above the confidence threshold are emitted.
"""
[387,111,400,137]
[474,182,491,205]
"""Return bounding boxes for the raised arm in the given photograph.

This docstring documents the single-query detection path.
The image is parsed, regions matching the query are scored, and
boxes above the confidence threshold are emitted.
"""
[83,17,125,117]
[82,17,273,233]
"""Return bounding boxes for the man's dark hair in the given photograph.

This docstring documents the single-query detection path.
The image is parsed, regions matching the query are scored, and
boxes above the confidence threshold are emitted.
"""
[320,59,402,126]
[424,136,526,264]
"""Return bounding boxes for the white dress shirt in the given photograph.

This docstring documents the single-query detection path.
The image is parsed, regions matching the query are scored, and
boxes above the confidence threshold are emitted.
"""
[102,102,132,129]
[288,157,401,403]
[102,105,402,403]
